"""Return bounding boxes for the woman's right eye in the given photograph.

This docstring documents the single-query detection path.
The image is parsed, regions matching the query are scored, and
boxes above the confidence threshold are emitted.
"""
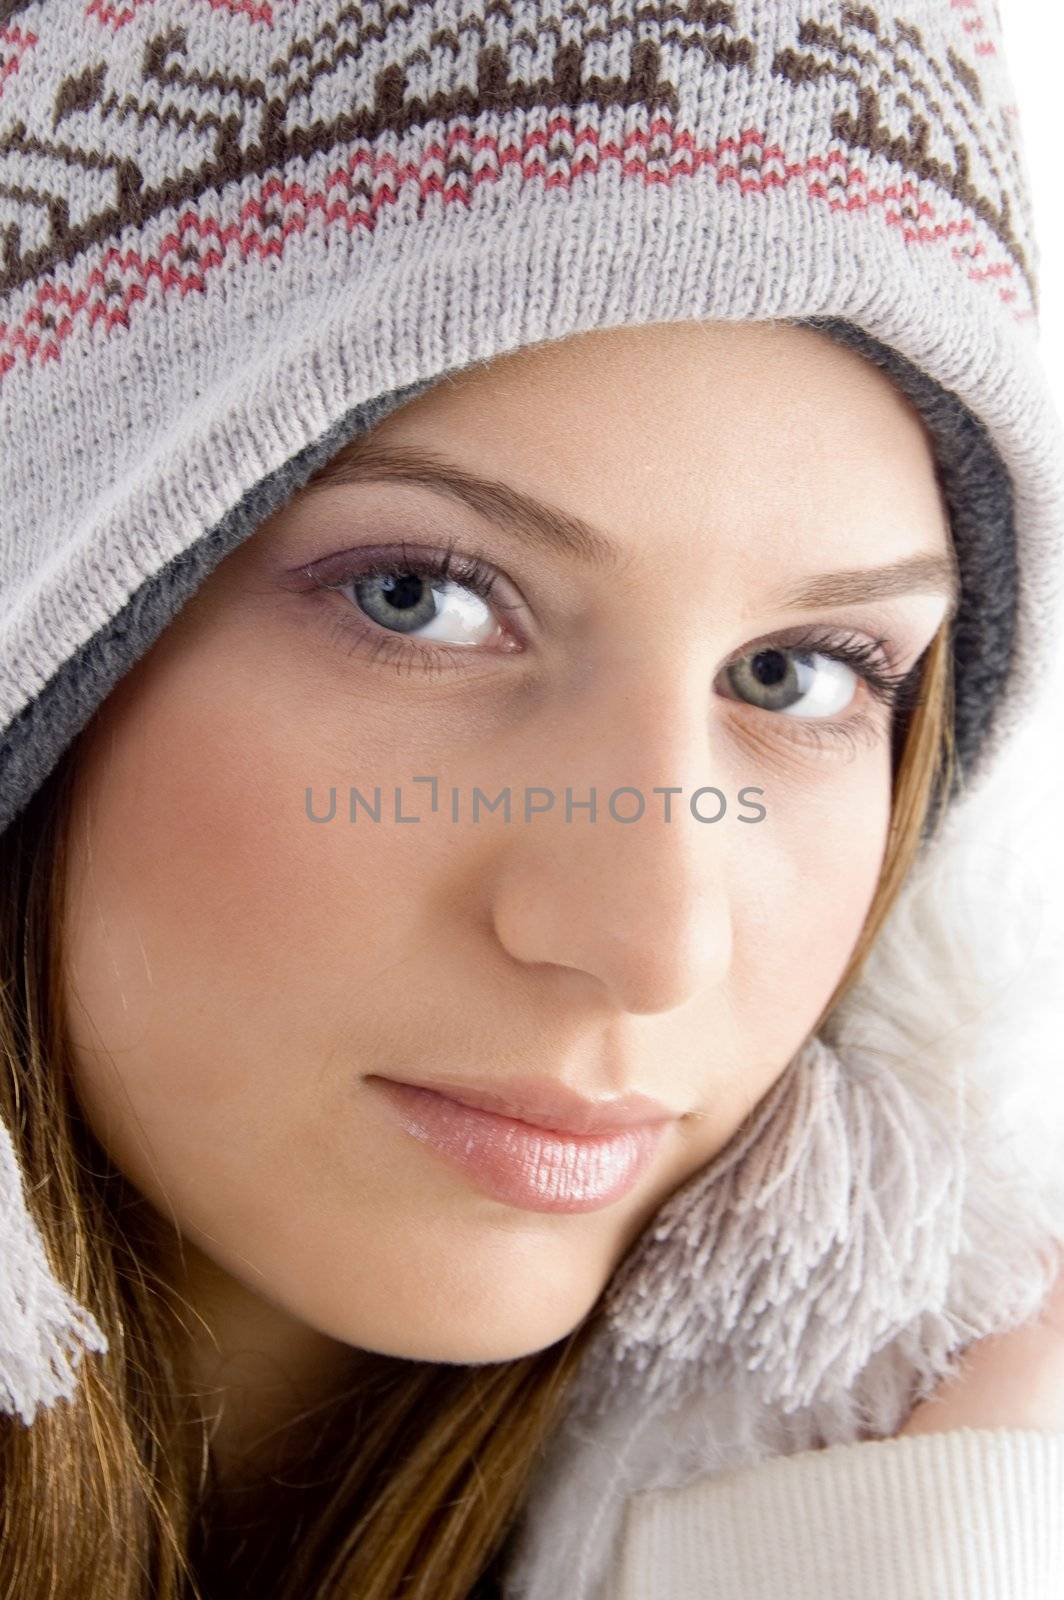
[300,541,529,673]
[339,568,500,647]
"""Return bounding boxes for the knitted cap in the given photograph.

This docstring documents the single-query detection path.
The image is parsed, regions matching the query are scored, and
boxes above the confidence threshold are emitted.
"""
[1,0,1063,1429]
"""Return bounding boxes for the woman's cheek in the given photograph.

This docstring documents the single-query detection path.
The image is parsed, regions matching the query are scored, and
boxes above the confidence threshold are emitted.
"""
[729,755,891,1042]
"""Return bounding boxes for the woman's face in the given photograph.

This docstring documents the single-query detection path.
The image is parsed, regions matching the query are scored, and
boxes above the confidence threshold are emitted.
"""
[60,319,955,1468]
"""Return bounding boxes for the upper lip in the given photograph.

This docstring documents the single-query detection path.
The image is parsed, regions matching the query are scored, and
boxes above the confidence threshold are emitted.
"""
[371,1073,680,1136]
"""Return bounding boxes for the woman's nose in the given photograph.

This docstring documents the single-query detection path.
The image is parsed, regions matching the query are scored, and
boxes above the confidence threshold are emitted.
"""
[487,724,734,1017]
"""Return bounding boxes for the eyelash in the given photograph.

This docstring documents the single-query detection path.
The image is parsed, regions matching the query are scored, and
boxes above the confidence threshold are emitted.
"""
[305,543,924,755]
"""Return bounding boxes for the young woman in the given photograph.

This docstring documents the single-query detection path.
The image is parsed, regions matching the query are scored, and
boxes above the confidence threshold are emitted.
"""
[1,3,1063,1597]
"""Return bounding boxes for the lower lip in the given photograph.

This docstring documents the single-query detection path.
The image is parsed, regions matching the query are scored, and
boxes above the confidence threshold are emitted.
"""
[367,1078,671,1214]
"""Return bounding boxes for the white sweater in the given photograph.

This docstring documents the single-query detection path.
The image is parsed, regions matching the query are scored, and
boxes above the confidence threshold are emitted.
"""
[606,1428,1064,1599]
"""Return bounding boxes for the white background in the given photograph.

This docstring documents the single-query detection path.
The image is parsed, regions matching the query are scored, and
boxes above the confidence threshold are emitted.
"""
[996,4,1064,831]
[988,3,1064,1159]
[1000,4,1064,410]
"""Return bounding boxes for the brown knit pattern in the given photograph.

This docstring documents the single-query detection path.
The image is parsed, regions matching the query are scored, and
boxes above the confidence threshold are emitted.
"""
[0,0,1038,382]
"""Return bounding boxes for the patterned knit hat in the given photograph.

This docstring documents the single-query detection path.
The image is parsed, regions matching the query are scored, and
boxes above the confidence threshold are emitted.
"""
[1,0,1063,1439]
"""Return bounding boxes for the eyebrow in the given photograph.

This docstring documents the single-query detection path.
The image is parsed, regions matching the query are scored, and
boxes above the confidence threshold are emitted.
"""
[305,438,961,615]
[774,550,960,615]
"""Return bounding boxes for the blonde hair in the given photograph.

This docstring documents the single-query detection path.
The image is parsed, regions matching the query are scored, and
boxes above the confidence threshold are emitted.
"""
[0,608,953,1597]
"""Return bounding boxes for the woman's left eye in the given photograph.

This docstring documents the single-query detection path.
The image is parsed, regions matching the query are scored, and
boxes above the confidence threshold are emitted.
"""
[724,647,858,718]
[719,635,913,722]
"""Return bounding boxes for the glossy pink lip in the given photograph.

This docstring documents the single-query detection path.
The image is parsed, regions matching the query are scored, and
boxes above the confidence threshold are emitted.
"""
[368,1072,678,1136]
[366,1076,676,1214]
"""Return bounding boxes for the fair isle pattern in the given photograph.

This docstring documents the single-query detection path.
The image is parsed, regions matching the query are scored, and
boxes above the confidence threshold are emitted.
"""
[0,0,1041,384]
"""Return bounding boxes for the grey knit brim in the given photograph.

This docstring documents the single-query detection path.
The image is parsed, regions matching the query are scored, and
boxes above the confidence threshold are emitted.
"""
[0,379,436,838]
[807,318,1018,794]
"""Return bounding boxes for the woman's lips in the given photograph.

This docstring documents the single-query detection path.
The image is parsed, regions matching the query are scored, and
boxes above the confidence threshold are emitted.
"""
[367,1077,671,1213]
